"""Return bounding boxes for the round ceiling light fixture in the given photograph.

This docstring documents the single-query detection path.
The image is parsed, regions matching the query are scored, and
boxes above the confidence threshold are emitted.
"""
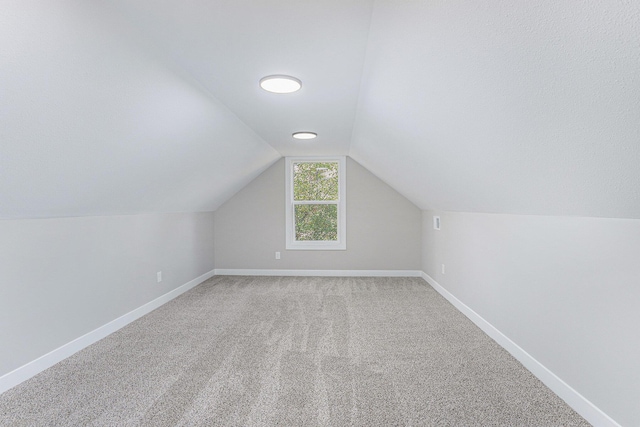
[259,75,302,93]
[292,131,317,140]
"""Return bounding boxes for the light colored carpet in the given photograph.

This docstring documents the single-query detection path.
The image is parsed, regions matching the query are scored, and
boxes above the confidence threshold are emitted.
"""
[0,276,590,426]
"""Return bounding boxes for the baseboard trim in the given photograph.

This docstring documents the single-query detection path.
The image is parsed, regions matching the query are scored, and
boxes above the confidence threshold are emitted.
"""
[0,268,216,395]
[420,272,621,427]
[214,269,422,277]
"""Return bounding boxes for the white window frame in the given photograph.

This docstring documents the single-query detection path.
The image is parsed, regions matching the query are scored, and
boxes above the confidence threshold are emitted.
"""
[285,156,346,250]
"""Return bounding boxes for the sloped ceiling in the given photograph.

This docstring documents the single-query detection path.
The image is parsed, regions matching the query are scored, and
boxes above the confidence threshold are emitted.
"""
[109,0,374,157]
[2,1,639,219]
[0,1,280,218]
[351,1,640,218]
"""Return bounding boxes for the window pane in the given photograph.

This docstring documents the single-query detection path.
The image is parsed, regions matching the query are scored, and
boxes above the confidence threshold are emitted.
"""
[294,204,338,241]
[293,162,339,201]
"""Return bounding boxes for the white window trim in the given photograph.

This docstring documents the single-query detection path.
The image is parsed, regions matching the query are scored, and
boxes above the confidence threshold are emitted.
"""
[285,156,346,250]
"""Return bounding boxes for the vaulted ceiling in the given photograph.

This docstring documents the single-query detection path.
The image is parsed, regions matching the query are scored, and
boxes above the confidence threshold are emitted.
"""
[2,1,639,219]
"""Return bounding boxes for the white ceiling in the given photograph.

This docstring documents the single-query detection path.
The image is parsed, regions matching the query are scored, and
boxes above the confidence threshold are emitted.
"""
[2,0,639,219]
[351,0,640,218]
[109,0,374,156]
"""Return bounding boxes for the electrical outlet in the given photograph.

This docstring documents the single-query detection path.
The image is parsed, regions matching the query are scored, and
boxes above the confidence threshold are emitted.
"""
[441,264,445,275]
[157,271,162,283]
[433,216,441,230]
[275,251,281,260]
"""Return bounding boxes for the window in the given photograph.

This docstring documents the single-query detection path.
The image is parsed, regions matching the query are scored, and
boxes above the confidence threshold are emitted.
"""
[285,157,346,250]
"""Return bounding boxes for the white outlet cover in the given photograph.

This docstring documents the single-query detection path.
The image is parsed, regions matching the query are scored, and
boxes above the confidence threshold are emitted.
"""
[433,216,441,230]
[157,271,162,282]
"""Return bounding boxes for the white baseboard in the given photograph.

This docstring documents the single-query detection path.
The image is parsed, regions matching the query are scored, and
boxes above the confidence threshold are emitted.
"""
[420,272,621,427]
[0,269,216,395]
[214,269,422,277]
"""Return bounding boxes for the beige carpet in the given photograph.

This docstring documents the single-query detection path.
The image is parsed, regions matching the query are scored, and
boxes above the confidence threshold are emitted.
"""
[0,276,590,426]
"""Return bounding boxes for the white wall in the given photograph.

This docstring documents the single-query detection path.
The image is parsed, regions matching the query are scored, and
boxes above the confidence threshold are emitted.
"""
[422,211,640,427]
[215,157,421,271]
[0,212,215,378]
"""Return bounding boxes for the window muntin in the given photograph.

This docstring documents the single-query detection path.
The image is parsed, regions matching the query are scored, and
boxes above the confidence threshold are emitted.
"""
[285,157,346,250]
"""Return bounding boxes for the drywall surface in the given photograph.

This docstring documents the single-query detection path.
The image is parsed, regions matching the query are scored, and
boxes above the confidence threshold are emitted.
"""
[422,211,640,426]
[352,1,640,218]
[0,212,215,377]
[109,0,373,157]
[0,1,279,219]
[215,158,421,270]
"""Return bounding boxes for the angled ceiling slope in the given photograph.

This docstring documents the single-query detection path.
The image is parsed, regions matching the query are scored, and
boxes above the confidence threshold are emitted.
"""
[351,0,640,219]
[0,1,279,219]
[2,1,639,219]
[110,0,374,157]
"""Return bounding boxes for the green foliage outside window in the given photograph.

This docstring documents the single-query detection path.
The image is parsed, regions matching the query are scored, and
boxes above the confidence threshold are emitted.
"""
[293,162,339,201]
[292,162,339,241]
[295,204,338,241]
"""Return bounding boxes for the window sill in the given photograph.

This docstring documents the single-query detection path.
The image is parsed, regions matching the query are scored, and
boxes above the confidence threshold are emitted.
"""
[286,242,346,251]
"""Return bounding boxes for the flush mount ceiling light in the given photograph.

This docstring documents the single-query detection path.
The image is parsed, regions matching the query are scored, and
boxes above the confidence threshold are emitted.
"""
[259,75,302,93]
[292,132,317,140]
